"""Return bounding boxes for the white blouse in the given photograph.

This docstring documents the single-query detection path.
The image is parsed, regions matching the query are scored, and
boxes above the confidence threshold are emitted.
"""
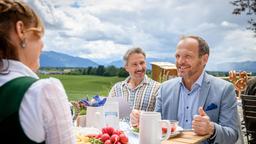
[0,60,75,144]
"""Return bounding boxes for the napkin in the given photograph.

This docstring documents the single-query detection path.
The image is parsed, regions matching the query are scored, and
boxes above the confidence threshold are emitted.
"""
[80,95,107,107]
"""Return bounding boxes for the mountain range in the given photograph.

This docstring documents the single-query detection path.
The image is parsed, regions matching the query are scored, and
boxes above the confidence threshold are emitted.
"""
[40,51,98,67]
[40,51,256,72]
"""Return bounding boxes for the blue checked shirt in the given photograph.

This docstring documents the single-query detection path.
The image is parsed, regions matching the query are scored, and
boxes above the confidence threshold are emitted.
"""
[109,75,160,111]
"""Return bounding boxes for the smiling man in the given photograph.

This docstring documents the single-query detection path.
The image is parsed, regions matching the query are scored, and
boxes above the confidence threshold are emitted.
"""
[154,35,241,143]
[129,36,241,143]
[108,47,160,125]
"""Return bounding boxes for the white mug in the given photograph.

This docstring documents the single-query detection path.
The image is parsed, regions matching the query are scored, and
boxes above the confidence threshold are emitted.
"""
[139,112,170,144]
[86,106,105,129]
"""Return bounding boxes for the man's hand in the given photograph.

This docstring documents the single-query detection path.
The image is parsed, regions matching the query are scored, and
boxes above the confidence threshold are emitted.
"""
[130,109,140,128]
[192,107,215,136]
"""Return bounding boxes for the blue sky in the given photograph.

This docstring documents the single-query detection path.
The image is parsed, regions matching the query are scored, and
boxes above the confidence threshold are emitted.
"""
[26,0,256,70]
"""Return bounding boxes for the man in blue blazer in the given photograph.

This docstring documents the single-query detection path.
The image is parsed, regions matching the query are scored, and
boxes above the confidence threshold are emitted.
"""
[130,35,240,143]
[154,36,240,143]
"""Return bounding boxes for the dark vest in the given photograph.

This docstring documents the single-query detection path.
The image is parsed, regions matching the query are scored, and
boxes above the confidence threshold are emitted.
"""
[0,76,45,144]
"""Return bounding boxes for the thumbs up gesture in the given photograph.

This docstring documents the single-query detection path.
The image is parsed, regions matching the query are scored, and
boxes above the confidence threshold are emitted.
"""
[192,107,215,136]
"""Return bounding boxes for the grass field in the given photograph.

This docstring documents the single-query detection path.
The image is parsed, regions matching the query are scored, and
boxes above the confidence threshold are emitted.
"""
[39,74,125,101]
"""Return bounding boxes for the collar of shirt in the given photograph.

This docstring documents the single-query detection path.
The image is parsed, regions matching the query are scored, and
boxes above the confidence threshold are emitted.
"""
[122,75,149,89]
[179,71,205,93]
[2,59,39,79]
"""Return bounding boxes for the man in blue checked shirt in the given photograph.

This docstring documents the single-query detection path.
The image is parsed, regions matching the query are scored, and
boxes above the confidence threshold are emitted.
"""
[131,35,241,144]
[109,47,160,126]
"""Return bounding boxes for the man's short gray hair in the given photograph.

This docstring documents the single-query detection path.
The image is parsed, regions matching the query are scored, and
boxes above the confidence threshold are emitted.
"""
[123,47,146,66]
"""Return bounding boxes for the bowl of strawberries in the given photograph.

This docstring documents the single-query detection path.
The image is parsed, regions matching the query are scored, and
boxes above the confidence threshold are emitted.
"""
[88,126,129,144]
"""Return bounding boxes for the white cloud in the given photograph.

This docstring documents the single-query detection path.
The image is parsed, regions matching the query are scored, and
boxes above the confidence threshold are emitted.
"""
[221,21,238,28]
[210,30,256,63]
[27,0,256,67]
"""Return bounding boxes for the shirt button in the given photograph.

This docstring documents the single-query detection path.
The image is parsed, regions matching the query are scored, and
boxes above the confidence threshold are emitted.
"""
[186,120,188,122]
[186,106,189,109]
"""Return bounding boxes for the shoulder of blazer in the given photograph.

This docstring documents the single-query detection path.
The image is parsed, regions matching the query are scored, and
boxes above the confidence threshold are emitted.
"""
[161,77,180,87]
[204,73,234,91]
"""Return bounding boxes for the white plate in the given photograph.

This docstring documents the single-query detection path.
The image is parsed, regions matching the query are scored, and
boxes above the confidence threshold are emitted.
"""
[168,126,183,138]
[73,127,101,136]
[130,126,183,138]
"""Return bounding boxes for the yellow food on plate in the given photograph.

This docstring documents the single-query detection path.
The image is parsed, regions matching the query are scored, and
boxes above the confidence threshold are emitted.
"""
[74,127,101,144]
[76,133,91,144]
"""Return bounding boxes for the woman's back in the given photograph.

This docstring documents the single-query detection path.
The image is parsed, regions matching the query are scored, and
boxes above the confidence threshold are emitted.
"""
[0,60,75,144]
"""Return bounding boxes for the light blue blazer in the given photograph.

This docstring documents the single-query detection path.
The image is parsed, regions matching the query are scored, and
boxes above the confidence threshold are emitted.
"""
[155,73,240,144]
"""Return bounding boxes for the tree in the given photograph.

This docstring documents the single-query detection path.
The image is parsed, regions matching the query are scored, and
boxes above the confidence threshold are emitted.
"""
[117,68,129,77]
[231,0,256,34]
[96,65,105,76]
[87,67,93,75]
[104,65,119,76]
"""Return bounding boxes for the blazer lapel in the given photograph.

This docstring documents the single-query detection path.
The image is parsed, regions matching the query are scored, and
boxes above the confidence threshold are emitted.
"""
[172,81,181,120]
[198,73,211,109]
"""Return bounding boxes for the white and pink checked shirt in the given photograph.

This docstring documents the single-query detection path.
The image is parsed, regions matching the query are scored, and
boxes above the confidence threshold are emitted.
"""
[0,60,75,144]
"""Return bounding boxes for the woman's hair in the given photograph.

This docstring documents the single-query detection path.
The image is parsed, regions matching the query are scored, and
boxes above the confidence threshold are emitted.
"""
[0,0,44,72]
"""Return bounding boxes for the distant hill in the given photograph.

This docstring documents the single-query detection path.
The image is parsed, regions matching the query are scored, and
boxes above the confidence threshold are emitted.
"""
[40,51,98,67]
[214,61,256,72]
[40,51,256,72]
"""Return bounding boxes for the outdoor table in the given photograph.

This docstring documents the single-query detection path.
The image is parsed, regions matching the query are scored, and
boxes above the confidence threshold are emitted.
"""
[162,131,210,144]
[119,121,210,144]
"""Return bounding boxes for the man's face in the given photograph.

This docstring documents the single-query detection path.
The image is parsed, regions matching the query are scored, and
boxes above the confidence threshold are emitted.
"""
[125,53,146,81]
[175,38,208,80]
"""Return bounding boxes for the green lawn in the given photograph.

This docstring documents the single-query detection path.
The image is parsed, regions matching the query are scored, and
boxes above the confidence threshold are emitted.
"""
[39,74,125,101]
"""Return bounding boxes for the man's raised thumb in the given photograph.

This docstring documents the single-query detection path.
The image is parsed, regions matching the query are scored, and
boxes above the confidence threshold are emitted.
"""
[198,107,206,116]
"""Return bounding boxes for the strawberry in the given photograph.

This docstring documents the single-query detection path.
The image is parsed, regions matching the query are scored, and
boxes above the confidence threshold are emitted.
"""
[100,133,110,142]
[162,127,167,134]
[112,129,123,136]
[106,126,115,136]
[119,133,128,144]
[96,133,102,139]
[102,127,108,134]
[104,139,112,144]
[110,134,120,144]
[171,126,176,132]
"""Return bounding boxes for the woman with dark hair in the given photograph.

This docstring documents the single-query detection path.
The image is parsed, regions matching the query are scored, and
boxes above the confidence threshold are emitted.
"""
[0,0,75,143]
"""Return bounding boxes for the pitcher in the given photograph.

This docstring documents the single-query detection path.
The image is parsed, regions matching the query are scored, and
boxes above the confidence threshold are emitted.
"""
[86,106,105,129]
[104,100,119,129]
[139,112,170,144]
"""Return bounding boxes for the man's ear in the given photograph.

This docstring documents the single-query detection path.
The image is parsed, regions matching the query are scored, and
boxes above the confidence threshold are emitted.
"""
[15,21,25,40]
[124,65,129,72]
[202,54,209,65]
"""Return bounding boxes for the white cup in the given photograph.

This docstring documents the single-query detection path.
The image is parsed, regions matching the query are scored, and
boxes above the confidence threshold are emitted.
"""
[86,106,105,129]
[139,112,171,144]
